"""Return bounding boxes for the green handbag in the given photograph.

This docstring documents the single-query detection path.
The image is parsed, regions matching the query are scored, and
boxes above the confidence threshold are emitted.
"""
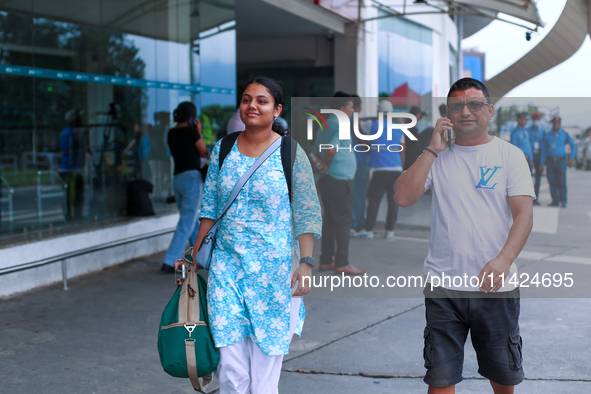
[157,256,219,392]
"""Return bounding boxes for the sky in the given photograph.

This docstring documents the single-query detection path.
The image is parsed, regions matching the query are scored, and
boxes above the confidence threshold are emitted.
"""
[463,0,591,129]
[463,0,591,97]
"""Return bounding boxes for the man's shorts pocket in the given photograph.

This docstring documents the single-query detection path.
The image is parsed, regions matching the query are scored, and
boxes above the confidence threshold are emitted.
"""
[423,327,434,368]
[508,331,523,370]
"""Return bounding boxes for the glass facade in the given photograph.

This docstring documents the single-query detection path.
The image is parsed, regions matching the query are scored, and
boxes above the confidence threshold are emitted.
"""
[0,0,236,240]
[378,13,433,109]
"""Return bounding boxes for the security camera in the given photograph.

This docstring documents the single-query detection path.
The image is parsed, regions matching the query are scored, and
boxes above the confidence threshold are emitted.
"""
[525,31,531,41]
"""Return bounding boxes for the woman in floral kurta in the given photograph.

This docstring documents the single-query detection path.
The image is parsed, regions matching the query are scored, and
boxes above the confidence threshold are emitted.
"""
[192,77,321,392]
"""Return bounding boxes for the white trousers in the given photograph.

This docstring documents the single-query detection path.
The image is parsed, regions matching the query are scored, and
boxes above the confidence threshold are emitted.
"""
[216,336,283,394]
[215,297,302,394]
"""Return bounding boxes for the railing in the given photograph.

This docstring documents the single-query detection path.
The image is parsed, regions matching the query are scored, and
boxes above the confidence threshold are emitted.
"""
[0,177,15,222]
[22,152,62,183]
[36,170,67,223]
[0,227,175,290]
[0,154,18,183]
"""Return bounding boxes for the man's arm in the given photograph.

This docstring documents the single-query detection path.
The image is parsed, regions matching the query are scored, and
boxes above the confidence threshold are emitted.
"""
[394,117,452,207]
[566,132,577,165]
[477,195,533,292]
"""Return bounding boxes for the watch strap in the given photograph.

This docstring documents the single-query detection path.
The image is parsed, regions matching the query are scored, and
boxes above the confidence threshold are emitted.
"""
[299,256,315,268]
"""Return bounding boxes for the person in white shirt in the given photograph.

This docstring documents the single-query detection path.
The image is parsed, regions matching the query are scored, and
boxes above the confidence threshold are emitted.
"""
[395,78,535,394]
[226,108,245,135]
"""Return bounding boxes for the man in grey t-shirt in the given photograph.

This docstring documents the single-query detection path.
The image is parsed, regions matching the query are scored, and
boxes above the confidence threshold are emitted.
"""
[395,78,534,394]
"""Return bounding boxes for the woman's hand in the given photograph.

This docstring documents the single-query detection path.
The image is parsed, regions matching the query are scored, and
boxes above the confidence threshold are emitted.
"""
[291,263,312,296]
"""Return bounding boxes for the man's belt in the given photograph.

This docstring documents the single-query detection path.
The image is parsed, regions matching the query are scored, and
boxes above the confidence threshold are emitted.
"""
[533,149,540,154]
[548,156,566,161]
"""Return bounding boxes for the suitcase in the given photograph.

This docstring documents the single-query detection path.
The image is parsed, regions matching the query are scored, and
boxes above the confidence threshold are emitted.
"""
[127,179,155,216]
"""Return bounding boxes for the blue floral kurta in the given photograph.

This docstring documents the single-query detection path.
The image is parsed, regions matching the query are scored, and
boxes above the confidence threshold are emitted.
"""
[200,137,322,356]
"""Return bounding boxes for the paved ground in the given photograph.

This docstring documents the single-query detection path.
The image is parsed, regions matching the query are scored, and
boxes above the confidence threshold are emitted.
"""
[1,167,590,393]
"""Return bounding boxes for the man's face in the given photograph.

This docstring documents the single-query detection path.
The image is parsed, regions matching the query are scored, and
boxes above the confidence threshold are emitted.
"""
[447,88,493,137]
[517,117,527,128]
[341,100,354,118]
[552,119,561,131]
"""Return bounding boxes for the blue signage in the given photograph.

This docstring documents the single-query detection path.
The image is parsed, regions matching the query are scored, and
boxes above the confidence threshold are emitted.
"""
[0,65,236,95]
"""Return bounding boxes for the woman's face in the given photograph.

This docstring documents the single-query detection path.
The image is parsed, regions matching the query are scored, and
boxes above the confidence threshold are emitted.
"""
[239,83,282,129]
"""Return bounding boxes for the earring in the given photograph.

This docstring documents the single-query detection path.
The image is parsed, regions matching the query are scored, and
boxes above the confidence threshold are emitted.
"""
[273,117,277,122]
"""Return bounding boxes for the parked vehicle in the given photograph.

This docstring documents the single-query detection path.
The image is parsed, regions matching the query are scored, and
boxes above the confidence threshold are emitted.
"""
[575,126,591,170]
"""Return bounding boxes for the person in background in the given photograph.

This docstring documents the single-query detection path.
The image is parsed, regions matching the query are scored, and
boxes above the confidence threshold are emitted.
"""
[351,94,372,236]
[200,112,217,148]
[0,168,3,230]
[511,113,534,170]
[528,112,545,205]
[226,108,246,135]
[356,99,405,239]
[59,109,86,221]
[419,104,447,150]
[161,102,208,273]
[403,106,427,170]
[122,123,151,179]
[274,115,289,136]
[312,92,365,275]
[541,116,577,208]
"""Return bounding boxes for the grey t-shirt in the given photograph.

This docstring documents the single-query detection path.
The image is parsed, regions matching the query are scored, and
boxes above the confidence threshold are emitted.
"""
[423,137,535,291]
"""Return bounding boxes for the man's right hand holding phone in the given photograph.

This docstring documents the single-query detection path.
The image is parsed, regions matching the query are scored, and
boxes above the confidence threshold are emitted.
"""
[428,117,455,155]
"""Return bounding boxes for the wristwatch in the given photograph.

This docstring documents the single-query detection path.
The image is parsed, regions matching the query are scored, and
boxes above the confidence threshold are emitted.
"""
[299,256,315,268]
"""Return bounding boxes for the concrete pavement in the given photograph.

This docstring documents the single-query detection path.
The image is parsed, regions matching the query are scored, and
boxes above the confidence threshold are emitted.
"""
[1,167,590,393]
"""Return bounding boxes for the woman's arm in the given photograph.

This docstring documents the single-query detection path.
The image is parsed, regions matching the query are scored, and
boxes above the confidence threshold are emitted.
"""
[193,118,208,158]
[192,218,215,264]
[290,145,323,296]
[292,233,314,296]
[173,218,215,271]
[195,138,208,158]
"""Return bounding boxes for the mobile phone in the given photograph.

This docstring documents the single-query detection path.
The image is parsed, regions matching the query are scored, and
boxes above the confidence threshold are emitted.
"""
[445,110,455,148]
[174,262,187,284]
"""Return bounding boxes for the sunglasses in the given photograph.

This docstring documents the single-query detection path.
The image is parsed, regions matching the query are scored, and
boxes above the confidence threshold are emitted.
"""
[448,101,490,113]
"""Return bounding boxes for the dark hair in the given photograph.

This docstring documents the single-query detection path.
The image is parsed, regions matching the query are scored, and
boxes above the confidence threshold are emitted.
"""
[351,94,362,109]
[447,78,490,103]
[438,104,447,117]
[241,76,286,136]
[173,101,197,123]
[332,91,353,111]
[409,106,421,115]
[517,112,528,119]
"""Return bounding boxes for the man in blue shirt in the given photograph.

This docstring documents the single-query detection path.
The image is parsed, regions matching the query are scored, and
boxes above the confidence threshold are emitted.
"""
[528,112,545,205]
[511,113,533,170]
[312,93,365,275]
[541,116,577,207]
[357,100,405,239]
[59,110,86,220]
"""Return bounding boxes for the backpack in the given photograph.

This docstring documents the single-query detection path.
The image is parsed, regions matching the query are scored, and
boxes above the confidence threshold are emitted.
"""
[219,132,298,202]
[157,258,219,392]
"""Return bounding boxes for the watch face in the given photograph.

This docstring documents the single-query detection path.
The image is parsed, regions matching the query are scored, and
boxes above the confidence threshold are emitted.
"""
[300,257,315,267]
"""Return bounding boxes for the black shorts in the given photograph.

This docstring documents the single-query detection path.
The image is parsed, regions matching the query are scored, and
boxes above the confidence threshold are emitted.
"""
[423,286,524,387]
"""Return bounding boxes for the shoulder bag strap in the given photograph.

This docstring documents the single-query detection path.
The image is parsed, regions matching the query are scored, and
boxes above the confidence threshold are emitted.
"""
[219,131,241,170]
[280,136,299,203]
[214,136,282,225]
